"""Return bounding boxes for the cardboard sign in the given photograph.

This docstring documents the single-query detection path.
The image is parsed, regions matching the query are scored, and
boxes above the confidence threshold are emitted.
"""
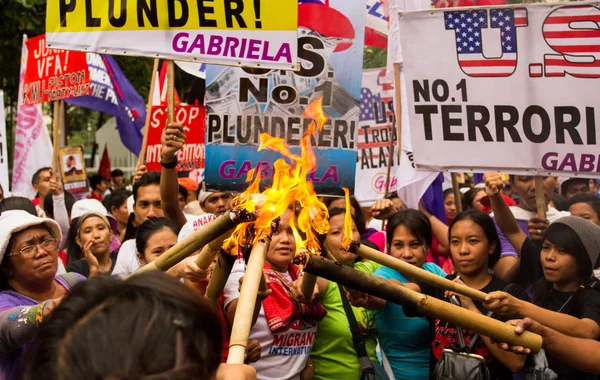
[145,105,206,172]
[398,3,600,177]
[46,0,298,70]
[23,34,90,105]
[58,146,88,196]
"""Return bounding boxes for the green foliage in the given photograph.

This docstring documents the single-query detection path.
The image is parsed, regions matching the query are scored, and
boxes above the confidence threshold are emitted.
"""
[363,47,387,69]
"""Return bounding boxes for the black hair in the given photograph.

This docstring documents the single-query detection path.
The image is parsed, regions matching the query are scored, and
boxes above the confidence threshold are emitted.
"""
[319,207,359,245]
[133,171,161,202]
[107,189,131,213]
[90,174,107,191]
[178,185,189,202]
[384,192,399,200]
[545,223,592,281]
[111,169,124,178]
[443,188,454,200]
[561,178,590,196]
[32,167,51,186]
[463,188,485,210]
[136,217,178,255]
[43,191,76,219]
[322,196,366,235]
[448,210,501,268]
[0,197,37,216]
[568,193,600,219]
[22,273,223,380]
[66,217,83,262]
[553,193,568,212]
[386,209,432,251]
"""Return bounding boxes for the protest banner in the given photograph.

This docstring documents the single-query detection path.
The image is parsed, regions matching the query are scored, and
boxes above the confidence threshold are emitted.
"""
[398,3,600,178]
[355,68,399,203]
[23,34,90,105]
[145,105,206,172]
[204,0,364,195]
[0,91,9,194]
[58,146,88,197]
[65,54,146,155]
[12,36,54,199]
[45,0,298,70]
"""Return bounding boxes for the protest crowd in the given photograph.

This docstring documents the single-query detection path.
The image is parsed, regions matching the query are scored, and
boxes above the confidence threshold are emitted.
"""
[4,0,600,380]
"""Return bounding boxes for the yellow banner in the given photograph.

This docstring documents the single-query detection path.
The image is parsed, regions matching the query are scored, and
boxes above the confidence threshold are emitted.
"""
[47,0,297,32]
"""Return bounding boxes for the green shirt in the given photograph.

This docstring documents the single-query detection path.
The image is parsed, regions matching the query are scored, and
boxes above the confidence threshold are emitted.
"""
[311,260,380,380]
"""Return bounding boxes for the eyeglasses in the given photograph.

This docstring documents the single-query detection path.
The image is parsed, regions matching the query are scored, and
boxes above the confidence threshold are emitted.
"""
[7,238,59,258]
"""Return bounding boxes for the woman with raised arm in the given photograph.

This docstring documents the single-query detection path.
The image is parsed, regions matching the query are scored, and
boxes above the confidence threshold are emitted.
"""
[482,172,600,380]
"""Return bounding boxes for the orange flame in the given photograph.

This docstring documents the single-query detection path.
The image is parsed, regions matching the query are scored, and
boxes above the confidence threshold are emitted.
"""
[342,187,353,251]
[225,97,330,255]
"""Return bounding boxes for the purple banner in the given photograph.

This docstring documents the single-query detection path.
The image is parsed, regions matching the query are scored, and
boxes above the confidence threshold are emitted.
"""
[66,54,145,155]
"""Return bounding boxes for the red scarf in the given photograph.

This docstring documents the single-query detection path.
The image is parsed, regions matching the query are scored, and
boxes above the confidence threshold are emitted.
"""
[262,262,327,332]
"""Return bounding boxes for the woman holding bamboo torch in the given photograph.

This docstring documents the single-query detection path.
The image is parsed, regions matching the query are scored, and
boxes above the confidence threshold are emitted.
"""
[482,172,600,380]
[347,209,446,380]
[349,210,528,379]
[306,208,382,380]
[223,209,326,380]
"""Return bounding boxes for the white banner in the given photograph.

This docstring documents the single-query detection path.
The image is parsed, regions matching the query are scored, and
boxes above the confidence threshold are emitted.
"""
[0,91,9,194]
[12,35,54,199]
[355,68,399,204]
[399,2,600,177]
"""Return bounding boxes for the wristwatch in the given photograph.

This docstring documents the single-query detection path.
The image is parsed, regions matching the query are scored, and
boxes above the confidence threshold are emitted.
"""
[159,154,178,169]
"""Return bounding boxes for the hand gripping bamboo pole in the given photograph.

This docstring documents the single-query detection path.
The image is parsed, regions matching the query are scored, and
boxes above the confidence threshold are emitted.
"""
[205,249,238,308]
[300,254,542,353]
[350,241,487,302]
[133,211,247,276]
[228,229,273,364]
[534,177,547,219]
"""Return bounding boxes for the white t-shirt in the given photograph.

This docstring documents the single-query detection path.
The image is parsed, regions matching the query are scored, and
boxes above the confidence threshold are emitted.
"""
[112,239,140,277]
[223,262,317,380]
[177,214,216,242]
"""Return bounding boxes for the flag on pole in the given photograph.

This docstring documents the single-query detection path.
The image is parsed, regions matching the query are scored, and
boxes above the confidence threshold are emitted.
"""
[98,144,111,179]
[65,54,146,155]
[12,35,54,199]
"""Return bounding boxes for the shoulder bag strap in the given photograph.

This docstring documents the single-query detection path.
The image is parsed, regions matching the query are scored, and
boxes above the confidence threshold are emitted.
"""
[338,285,369,358]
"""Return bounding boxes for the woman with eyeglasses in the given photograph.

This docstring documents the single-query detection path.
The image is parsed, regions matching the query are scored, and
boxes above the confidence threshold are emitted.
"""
[0,210,84,379]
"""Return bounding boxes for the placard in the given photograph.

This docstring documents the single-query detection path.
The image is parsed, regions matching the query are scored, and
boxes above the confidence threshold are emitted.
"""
[23,34,90,105]
[58,146,88,196]
[46,0,298,70]
[398,3,600,177]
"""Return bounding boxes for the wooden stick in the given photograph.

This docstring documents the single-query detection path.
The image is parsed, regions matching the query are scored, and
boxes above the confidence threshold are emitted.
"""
[301,254,542,353]
[351,241,487,302]
[132,212,240,275]
[393,62,402,162]
[451,173,463,213]
[205,249,237,308]
[137,58,160,167]
[195,229,234,269]
[167,61,175,124]
[534,176,547,219]
[228,230,273,364]
[52,101,60,173]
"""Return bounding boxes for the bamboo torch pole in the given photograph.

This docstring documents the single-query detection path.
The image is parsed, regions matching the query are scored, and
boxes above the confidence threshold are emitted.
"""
[136,58,159,167]
[534,177,547,219]
[451,173,463,213]
[51,101,61,173]
[132,212,245,276]
[228,229,273,364]
[350,241,487,302]
[300,254,542,352]
[205,249,238,308]
[195,229,234,269]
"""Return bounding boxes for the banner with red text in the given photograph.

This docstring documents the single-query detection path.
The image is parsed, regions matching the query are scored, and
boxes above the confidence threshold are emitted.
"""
[355,68,399,204]
[23,34,90,105]
[399,3,600,177]
[58,146,88,197]
[145,105,206,172]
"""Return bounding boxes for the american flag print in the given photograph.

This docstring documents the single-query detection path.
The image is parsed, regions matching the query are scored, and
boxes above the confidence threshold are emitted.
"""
[543,5,600,78]
[445,8,527,77]
[360,87,380,121]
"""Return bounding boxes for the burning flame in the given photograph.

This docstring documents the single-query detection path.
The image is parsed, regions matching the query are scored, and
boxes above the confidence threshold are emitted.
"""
[342,187,353,251]
[223,97,330,256]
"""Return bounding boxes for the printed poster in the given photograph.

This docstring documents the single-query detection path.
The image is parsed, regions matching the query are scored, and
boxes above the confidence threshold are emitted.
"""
[46,0,298,70]
[23,34,90,105]
[58,146,88,196]
[205,0,365,195]
[398,3,600,177]
[355,68,399,203]
[145,105,206,172]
